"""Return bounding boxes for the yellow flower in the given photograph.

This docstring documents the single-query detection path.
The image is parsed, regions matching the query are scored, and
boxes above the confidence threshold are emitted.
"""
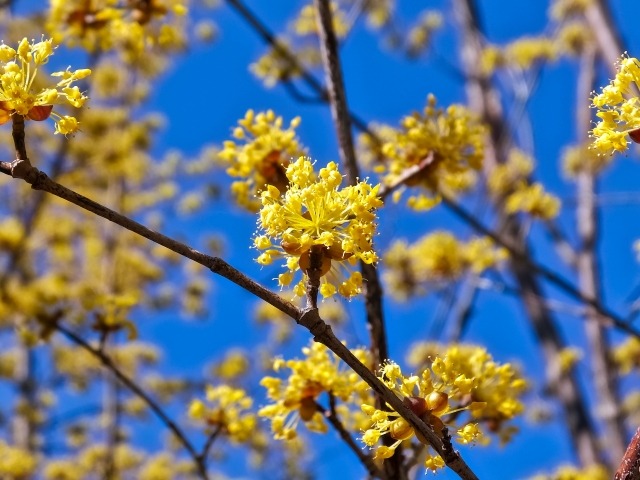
[255,157,382,299]
[383,231,506,300]
[488,149,561,219]
[259,342,372,440]
[590,55,640,155]
[188,384,257,444]
[528,463,609,480]
[361,94,485,210]
[0,38,90,134]
[360,344,528,471]
[219,109,306,211]
[47,0,188,58]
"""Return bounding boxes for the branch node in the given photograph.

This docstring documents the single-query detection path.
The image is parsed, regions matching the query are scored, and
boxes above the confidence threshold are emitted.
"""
[297,307,330,339]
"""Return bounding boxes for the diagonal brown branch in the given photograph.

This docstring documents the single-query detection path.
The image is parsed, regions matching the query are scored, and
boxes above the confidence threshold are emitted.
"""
[55,323,208,479]
[0,154,478,479]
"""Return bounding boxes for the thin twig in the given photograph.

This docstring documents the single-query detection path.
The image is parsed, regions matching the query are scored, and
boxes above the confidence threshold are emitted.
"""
[313,2,408,477]
[199,425,222,467]
[317,395,387,480]
[378,152,436,200]
[441,193,640,338]
[223,0,378,141]
[55,323,208,480]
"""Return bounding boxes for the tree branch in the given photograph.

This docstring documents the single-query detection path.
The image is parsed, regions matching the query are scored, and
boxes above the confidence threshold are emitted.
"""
[1,153,478,479]
[55,323,208,480]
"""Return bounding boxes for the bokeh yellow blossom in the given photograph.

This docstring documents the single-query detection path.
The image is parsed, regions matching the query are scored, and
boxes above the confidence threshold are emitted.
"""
[219,109,306,211]
[0,37,90,134]
[251,1,348,87]
[383,231,507,300]
[487,149,560,219]
[259,342,372,440]
[0,441,37,479]
[255,157,382,299]
[47,0,188,60]
[188,384,257,444]
[407,11,443,57]
[590,55,640,155]
[360,94,485,210]
[361,344,527,472]
[549,0,593,21]
[561,143,611,177]
[613,336,640,374]
[528,463,608,480]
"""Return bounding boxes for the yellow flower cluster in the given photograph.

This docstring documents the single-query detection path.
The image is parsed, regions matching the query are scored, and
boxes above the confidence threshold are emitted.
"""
[528,463,608,480]
[0,441,37,479]
[407,11,443,57]
[362,0,394,28]
[361,344,527,472]
[561,143,611,177]
[47,0,188,59]
[481,37,557,74]
[254,157,382,299]
[487,149,560,219]
[0,37,90,134]
[383,231,507,300]
[292,2,349,38]
[590,55,640,156]
[188,384,258,444]
[250,42,321,88]
[259,342,372,440]
[549,0,593,20]
[254,293,346,343]
[219,109,306,211]
[364,94,485,211]
[554,21,593,57]
[612,336,640,374]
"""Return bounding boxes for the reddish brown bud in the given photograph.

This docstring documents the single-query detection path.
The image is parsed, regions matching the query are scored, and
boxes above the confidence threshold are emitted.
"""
[629,128,640,144]
[27,105,53,121]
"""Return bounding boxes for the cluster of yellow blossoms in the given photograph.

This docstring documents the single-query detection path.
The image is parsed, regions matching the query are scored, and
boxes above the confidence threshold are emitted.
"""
[219,109,306,211]
[549,0,593,21]
[47,0,188,59]
[488,149,560,219]
[254,157,381,299]
[561,143,611,177]
[188,384,258,444]
[361,343,527,472]
[590,55,640,156]
[383,231,507,300]
[259,342,372,440]
[528,463,608,480]
[361,94,484,211]
[480,37,557,74]
[406,11,443,57]
[0,37,90,135]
